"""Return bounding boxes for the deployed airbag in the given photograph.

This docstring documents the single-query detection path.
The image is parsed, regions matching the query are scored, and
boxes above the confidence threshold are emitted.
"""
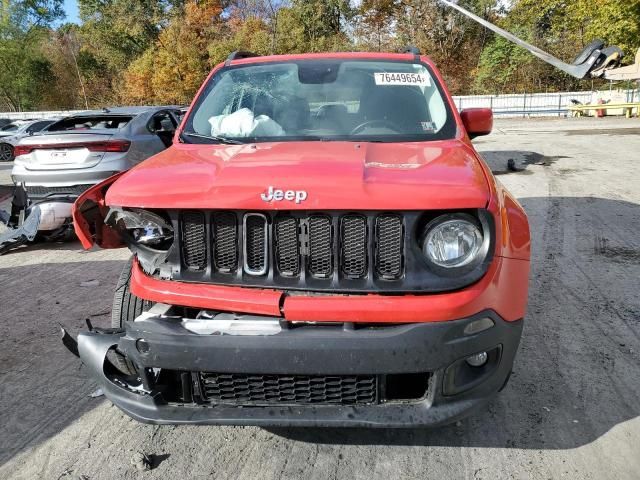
[37,202,73,231]
[209,108,285,138]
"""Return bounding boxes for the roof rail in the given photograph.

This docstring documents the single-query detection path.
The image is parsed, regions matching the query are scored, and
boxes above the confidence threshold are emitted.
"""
[403,46,421,55]
[225,51,260,66]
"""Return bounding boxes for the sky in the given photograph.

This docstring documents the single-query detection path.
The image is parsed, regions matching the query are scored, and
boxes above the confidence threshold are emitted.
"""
[63,0,80,24]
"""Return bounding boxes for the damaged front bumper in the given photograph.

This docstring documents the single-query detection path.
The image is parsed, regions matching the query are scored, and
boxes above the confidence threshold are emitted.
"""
[65,308,523,427]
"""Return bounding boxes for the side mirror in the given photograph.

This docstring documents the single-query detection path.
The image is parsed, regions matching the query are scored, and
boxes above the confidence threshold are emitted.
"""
[460,108,493,139]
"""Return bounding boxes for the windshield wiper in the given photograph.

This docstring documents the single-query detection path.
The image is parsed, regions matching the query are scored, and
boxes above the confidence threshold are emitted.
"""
[180,132,245,145]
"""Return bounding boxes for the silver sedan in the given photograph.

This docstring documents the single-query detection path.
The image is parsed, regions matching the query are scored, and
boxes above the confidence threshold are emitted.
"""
[10,106,182,232]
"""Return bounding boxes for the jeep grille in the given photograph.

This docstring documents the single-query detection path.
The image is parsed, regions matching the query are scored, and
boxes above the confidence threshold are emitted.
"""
[178,211,405,285]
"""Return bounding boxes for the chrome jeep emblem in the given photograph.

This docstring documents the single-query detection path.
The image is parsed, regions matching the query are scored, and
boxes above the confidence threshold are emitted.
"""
[261,186,307,204]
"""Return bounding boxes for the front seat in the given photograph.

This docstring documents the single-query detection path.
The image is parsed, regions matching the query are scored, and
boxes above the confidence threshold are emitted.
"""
[359,86,428,133]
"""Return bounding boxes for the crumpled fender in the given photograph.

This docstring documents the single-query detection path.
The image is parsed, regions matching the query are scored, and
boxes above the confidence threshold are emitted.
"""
[73,173,126,249]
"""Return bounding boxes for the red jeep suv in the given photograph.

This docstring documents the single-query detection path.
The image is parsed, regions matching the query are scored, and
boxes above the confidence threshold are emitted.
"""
[69,50,530,427]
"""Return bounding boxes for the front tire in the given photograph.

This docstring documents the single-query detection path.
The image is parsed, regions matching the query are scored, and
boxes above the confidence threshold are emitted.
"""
[111,256,152,329]
[109,257,152,375]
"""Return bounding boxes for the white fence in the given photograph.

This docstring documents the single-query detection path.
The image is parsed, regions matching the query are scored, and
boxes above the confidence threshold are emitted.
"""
[2,89,639,119]
[452,89,639,117]
[0,110,84,120]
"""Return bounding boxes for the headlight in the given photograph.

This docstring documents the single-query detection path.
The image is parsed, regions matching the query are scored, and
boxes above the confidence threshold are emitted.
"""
[106,208,173,249]
[421,214,484,268]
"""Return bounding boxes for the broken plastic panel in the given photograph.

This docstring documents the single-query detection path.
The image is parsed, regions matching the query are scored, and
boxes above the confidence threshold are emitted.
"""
[134,304,283,336]
[0,205,41,255]
[603,48,640,81]
[72,172,126,250]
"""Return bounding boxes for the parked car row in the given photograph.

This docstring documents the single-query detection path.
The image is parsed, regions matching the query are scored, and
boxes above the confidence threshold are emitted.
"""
[0,119,58,162]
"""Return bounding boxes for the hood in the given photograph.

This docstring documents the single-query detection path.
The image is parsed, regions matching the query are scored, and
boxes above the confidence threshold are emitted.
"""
[105,140,491,210]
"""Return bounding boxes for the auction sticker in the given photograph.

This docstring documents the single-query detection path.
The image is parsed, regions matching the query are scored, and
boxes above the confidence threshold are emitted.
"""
[374,72,431,86]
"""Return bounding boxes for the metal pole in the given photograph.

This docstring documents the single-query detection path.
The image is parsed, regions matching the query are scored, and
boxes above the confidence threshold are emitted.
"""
[558,94,562,117]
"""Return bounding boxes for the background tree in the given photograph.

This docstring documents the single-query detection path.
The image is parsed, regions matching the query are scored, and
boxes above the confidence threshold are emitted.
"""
[120,0,224,104]
[353,0,399,52]
[0,0,63,110]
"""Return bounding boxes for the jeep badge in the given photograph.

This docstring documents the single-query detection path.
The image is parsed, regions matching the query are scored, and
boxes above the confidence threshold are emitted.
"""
[261,186,308,204]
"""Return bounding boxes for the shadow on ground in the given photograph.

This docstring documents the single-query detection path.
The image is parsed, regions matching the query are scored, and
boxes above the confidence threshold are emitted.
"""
[0,259,126,466]
[479,150,571,176]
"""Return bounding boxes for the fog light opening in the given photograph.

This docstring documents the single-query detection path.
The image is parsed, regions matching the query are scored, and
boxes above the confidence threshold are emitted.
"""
[465,351,488,367]
[136,338,151,354]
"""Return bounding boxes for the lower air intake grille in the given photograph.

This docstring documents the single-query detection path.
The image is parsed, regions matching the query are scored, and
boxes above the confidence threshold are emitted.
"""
[181,211,206,270]
[199,372,377,406]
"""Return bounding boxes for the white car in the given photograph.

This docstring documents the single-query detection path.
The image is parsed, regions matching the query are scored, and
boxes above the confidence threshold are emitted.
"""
[0,119,57,162]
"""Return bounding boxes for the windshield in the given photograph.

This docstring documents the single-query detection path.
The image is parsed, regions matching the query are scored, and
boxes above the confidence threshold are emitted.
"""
[184,59,456,143]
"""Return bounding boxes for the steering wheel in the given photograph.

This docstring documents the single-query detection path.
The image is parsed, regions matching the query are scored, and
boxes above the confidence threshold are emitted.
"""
[350,119,401,135]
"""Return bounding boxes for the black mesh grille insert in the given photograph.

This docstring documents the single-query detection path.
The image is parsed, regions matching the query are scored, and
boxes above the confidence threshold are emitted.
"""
[244,214,267,274]
[308,215,333,278]
[25,184,93,197]
[212,212,238,273]
[181,212,206,270]
[375,214,404,279]
[199,372,377,406]
[341,215,368,278]
[274,216,300,276]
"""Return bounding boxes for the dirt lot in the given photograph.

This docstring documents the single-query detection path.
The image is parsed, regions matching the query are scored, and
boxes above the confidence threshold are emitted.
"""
[1,117,639,479]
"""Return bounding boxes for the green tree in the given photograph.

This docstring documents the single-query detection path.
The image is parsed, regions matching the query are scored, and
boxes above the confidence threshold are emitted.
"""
[353,0,400,52]
[121,0,225,104]
[290,0,353,51]
[0,0,63,110]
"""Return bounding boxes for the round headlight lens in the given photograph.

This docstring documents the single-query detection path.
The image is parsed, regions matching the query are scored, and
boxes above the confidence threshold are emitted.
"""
[423,218,483,268]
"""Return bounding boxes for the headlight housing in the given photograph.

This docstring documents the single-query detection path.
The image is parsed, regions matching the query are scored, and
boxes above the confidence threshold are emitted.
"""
[106,208,173,250]
[420,213,487,271]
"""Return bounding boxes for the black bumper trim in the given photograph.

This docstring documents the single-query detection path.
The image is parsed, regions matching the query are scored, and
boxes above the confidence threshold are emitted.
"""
[76,311,523,427]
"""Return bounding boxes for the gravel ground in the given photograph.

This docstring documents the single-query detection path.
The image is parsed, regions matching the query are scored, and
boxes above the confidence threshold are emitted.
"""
[1,117,639,479]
